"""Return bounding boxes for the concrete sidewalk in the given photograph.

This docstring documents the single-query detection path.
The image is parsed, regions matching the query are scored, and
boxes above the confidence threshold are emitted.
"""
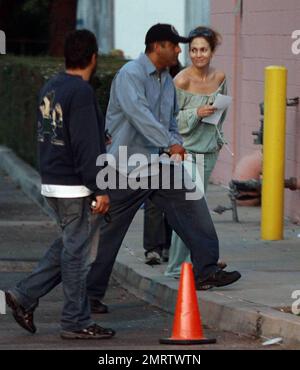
[1,145,300,347]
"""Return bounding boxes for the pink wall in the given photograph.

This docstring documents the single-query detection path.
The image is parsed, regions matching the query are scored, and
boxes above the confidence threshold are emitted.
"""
[210,0,300,223]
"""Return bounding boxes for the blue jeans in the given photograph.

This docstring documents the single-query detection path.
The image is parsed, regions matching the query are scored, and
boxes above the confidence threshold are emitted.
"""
[12,197,98,331]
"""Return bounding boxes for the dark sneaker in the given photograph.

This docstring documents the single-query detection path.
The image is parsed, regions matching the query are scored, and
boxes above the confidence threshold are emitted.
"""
[5,290,36,334]
[60,323,115,340]
[196,270,241,290]
[90,299,108,314]
[145,251,161,265]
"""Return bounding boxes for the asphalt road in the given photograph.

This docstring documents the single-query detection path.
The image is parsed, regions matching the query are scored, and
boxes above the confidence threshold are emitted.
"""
[0,169,288,351]
[1,274,285,351]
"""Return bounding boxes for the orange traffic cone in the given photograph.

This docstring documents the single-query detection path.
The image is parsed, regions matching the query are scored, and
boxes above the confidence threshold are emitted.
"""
[160,262,216,345]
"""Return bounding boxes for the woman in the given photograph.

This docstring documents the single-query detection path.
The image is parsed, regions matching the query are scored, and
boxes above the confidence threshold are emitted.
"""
[165,26,228,278]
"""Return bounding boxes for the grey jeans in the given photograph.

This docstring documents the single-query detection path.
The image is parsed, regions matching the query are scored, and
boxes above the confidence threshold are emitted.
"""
[12,196,98,331]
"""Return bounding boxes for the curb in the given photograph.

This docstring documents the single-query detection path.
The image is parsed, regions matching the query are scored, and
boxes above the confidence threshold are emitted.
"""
[1,145,300,346]
[113,255,300,346]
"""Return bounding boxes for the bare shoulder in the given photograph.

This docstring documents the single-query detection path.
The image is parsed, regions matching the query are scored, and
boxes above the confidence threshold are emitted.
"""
[214,70,226,85]
[173,68,191,90]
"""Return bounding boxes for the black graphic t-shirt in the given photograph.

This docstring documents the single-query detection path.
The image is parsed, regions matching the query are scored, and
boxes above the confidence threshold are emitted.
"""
[37,72,107,196]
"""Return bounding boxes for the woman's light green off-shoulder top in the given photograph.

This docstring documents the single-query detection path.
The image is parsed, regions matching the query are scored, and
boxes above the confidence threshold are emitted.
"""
[176,78,227,154]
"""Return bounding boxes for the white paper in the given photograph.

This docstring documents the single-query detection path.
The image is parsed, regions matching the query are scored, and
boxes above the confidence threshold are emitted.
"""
[202,94,232,125]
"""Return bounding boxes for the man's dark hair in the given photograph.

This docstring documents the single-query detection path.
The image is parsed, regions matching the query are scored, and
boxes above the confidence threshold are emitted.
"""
[64,29,98,69]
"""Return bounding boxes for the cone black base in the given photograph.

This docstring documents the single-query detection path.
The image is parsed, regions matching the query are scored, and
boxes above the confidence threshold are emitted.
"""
[159,337,217,345]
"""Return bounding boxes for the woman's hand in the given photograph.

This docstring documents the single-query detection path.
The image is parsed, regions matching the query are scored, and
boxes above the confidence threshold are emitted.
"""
[197,105,217,118]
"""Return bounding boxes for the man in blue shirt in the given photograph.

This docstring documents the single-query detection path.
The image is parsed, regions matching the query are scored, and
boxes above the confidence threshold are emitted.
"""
[87,24,241,314]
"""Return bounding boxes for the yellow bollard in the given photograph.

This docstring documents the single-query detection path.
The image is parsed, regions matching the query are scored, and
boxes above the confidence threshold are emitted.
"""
[261,66,287,240]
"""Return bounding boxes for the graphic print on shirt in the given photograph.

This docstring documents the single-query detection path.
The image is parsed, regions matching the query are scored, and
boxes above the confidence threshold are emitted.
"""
[38,90,65,146]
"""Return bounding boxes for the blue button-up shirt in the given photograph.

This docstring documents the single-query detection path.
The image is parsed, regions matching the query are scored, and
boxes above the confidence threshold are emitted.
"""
[105,53,182,174]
